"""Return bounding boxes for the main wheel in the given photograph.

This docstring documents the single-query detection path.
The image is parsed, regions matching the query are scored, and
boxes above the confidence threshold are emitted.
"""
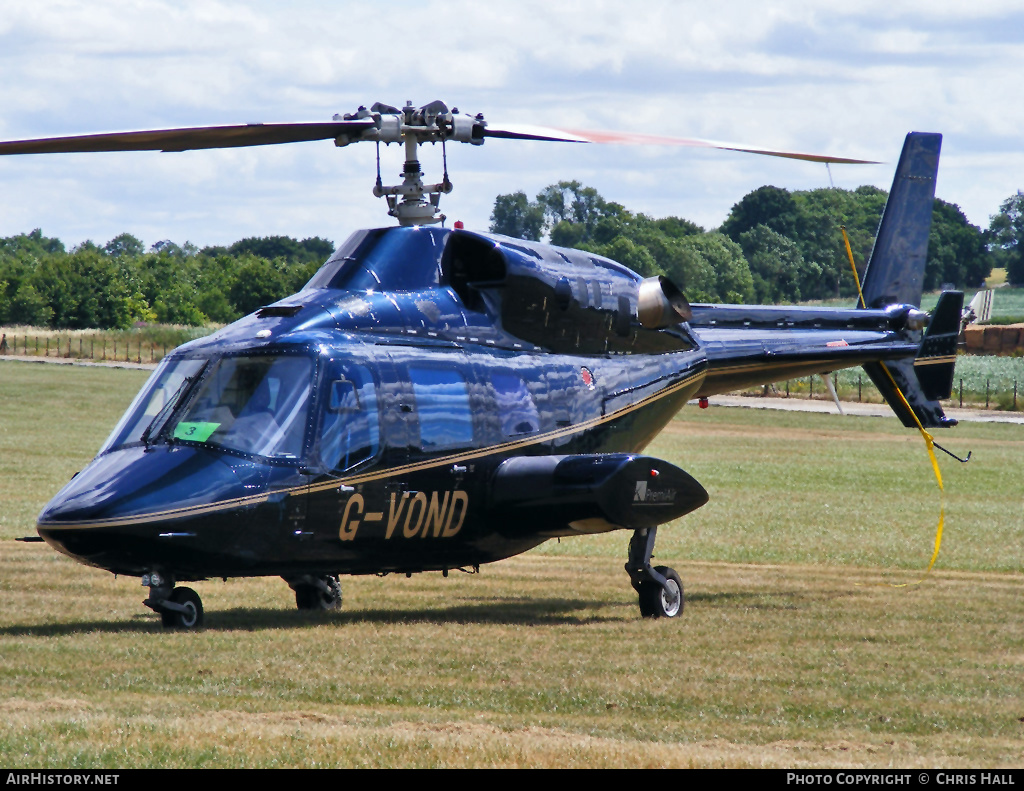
[160,587,204,629]
[295,576,342,611]
[638,566,684,619]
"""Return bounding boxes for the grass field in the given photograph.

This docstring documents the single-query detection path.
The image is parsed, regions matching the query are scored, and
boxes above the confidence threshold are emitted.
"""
[1,361,1022,768]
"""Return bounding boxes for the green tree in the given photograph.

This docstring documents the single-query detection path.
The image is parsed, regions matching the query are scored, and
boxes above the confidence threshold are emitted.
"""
[681,233,755,303]
[739,224,818,303]
[229,254,292,315]
[489,191,544,240]
[989,191,1024,286]
[8,282,53,325]
[721,186,800,242]
[925,200,990,289]
[104,233,145,259]
[536,181,619,241]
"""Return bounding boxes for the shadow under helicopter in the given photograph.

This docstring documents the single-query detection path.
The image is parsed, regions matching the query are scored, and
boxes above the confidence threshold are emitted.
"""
[0,589,835,636]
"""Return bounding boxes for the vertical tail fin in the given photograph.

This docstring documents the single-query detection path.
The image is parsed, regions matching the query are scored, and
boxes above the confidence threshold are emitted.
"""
[860,132,942,309]
[859,132,957,429]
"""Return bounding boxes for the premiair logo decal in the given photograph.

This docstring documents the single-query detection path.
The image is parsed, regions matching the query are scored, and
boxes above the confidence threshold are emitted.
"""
[633,480,677,505]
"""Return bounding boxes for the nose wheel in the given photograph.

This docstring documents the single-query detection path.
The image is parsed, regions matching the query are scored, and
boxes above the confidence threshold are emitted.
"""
[160,587,204,629]
[142,572,205,629]
[626,528,684,618]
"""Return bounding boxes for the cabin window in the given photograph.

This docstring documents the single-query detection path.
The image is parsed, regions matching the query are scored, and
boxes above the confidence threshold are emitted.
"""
[409,366,473,449]
[491,373,540,437]
[317,363,379,471]
[172,354,314,460]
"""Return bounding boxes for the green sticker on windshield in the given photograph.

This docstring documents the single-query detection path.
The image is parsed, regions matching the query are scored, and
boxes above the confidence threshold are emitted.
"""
[172,421,220,442]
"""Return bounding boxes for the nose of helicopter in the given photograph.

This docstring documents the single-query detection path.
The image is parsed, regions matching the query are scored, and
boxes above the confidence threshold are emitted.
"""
[36,444,269,572]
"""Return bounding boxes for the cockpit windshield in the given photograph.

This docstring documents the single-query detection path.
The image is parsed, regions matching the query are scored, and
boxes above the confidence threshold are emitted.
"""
[172,354,314,459]
[101,357,207,453]
[101,353,315,461]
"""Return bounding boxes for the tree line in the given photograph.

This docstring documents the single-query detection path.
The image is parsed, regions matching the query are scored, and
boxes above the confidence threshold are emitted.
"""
[0,232,333,329]
[2,183,1020,330]
[490,182,1023,303]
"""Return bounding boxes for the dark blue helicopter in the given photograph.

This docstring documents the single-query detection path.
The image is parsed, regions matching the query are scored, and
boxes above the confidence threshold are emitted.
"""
[1,103,961,628]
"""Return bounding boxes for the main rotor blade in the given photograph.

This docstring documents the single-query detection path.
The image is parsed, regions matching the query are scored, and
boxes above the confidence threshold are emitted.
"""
[0,120,376,155]
[483,123,878,164]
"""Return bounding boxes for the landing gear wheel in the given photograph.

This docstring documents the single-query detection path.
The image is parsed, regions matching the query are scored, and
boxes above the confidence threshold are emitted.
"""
[294,575,342,611]
[638,566,683,619]
[160,587,204,629]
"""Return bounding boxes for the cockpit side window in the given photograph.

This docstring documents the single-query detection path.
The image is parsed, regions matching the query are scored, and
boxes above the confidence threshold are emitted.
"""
[316,362,380,471]
[173,354,314,460]
[101,357,207,453]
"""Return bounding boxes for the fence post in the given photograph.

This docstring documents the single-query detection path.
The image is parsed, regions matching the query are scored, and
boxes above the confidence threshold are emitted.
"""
[959,379,963,408]
[986,379,990,409]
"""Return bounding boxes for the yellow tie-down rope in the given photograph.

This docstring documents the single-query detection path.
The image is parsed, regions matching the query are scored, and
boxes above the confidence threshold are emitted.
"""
[842,227,944,586]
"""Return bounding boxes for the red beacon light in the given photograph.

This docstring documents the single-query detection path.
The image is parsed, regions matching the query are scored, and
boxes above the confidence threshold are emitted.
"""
[454,220,464,229]
[698,397,709,409]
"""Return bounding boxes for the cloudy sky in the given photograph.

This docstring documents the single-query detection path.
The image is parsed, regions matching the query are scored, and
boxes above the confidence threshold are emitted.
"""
[0,0,1021,251]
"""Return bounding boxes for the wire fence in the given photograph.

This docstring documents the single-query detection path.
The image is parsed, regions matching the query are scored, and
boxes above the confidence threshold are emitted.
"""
[2,329,1022,411]
[753,366,1022,412]
[0,328,209,365]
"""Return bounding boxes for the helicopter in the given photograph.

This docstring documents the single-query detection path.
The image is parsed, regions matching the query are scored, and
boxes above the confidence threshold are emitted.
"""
[1,101,962,628]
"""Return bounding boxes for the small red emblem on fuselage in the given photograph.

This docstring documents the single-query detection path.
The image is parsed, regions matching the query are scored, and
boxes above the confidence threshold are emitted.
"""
[580,367,595,389]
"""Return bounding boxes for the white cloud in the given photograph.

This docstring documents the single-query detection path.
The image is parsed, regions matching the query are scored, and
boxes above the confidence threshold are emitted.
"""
[0,0,1021,247]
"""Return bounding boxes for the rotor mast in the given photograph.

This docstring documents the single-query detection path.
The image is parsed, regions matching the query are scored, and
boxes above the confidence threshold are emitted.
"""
[334,100,484,226]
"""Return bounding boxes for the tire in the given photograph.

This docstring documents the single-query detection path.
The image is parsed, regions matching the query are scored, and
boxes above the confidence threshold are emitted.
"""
[160,586,204,629]
[638,566,684,619]
[295,576,342,611]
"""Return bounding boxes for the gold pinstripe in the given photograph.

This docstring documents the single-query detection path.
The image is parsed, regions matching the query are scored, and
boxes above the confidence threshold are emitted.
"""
[913,355,957,366]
